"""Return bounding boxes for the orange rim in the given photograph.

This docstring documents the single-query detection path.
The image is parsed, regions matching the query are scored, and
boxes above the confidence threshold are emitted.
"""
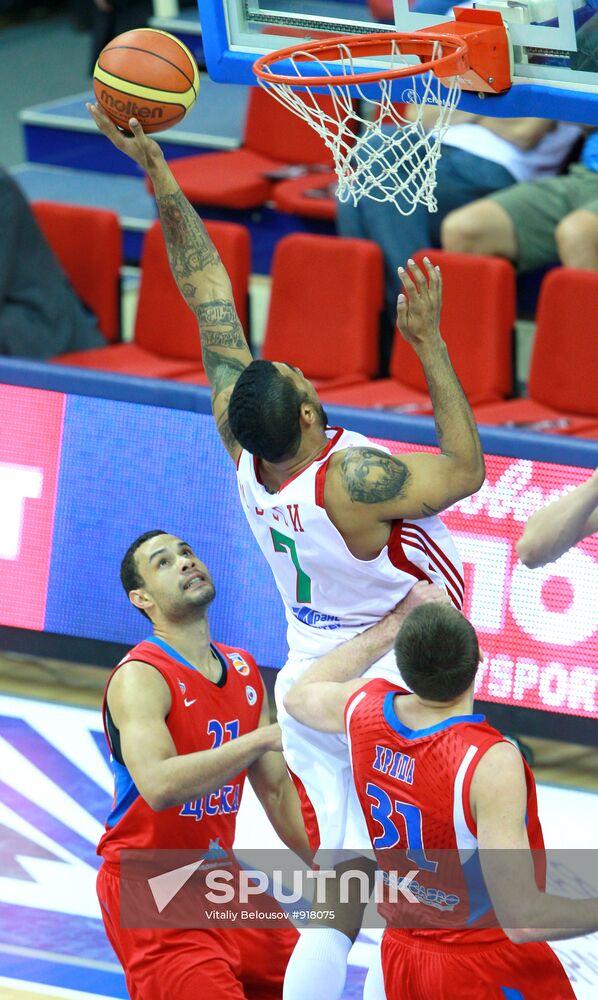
[253,30,470,87]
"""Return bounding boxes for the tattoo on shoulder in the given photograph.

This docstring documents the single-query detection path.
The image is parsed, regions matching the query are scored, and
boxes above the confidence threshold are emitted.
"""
[196,300,246,349]
[203,345,247,397]
[340,448,411,504]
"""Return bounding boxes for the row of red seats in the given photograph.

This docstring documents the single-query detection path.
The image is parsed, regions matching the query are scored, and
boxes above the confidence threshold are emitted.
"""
[33,200,598,438]
[166,87,338,221]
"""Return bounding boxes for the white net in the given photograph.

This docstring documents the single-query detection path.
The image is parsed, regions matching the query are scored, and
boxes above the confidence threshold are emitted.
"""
[256,39,461,215]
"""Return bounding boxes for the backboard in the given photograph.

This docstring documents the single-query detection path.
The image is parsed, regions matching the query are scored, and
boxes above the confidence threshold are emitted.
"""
[197,0,598,120]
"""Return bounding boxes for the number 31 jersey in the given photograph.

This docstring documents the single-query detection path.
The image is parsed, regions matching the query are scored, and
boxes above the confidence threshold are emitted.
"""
[236,426,464,659]
[345,678,545,943]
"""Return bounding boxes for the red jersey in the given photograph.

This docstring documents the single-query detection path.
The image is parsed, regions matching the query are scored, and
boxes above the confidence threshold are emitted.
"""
[97,637,263,865]
[345,678,544,945]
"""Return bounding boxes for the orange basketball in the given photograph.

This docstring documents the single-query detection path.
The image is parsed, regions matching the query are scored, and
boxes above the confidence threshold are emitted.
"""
[93,28,199,134]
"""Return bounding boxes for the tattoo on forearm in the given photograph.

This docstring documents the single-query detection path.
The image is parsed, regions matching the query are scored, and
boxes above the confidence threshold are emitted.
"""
[421,501,443,517]
[203,345,246,397]
[196,300,246,349]
[156,190,220,281]
[341,448,411,504]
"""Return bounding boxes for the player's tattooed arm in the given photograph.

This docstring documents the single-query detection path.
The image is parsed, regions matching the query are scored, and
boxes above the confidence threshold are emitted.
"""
[195,300,246,351]
[156,189,220,280]
[200,348,247,460]
[152,184,252,365]
[338,447,460,520]
[340,448,411,504]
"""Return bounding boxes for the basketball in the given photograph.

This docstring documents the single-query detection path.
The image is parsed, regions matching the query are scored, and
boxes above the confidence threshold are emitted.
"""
[93,28,199,134]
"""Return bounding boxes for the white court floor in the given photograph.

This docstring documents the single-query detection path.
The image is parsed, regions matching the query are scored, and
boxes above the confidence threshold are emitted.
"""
[1,693,597,999]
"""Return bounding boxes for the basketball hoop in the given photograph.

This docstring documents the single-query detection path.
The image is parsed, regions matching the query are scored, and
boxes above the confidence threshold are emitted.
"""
[253,8,513,214]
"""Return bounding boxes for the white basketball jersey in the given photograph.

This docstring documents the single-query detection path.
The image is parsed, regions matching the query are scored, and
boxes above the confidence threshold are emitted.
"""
[236,427,464,659]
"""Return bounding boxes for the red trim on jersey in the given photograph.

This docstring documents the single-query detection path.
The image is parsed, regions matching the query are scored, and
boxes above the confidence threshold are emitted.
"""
[402,522,465,598]
[252,428,344,494]
[400,533,463,609]
[344,678,403,734]
[387,520,434,586]
[397,523,464,609]
[235,449,243,470]
[287,766,320,854]
[461,737,506,836]
[314,458,330,508]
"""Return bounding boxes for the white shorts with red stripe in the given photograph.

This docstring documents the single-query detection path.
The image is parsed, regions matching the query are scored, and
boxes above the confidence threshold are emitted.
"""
[275,649,403,856]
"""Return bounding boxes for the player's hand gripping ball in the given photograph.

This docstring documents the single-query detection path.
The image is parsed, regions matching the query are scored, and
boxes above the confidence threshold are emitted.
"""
[93,27,199,134]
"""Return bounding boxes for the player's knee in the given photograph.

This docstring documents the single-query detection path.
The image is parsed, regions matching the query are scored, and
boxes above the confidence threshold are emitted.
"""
[555,210,598,265]
[441,204,488,254]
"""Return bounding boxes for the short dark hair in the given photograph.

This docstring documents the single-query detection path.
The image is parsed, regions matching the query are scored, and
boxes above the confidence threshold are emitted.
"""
[394,603,479,701]
[228,360,308,462]
[120,530,168,619]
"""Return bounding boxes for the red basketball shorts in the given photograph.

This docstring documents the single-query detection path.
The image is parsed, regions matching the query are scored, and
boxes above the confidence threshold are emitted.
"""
[97,863,298,1000]
[381,929,576,1000]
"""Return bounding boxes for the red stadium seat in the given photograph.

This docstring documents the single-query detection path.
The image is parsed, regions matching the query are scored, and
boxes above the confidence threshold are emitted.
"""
[54,219,251,379]
[257,233,383,389]
[474,268,598,436]
[319,249,515,410]
[32,201,122,342]
[272,172,338,221]
[164,87,342,210]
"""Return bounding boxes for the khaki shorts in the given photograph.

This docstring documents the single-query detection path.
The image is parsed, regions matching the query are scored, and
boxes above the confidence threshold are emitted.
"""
[489,163,598,272]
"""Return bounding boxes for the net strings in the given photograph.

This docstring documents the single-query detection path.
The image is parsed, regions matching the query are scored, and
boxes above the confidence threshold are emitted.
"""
[257,40,461,215]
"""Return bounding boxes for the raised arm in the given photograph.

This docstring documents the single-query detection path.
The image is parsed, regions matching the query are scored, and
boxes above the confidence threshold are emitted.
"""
[328,259,485,526]
[87,104,252,460]
[284,583,447,733]
[473,742,598,942]
[247,676,312,864]
[516,469,598,568]
[108,661,281,811]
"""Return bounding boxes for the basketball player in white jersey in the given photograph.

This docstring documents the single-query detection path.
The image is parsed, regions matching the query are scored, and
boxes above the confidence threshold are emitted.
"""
[88,103,486,999]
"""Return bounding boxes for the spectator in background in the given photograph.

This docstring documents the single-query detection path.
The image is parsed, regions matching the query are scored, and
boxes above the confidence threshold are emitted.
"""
[90,0,152,69]
[0,168,106,358]
[441,130,598,274]
[336,113,581,373]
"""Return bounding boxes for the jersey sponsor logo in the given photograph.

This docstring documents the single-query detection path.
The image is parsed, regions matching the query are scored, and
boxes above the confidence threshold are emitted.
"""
[383,871,460,911]
[205,837,228,861]
[184,698,197,708]
[229,652,250,676]
[291,606,342,630]
[245,685,258,706]
[178,679,187,694]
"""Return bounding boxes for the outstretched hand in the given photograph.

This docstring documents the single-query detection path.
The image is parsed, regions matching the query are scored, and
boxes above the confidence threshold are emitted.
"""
[86,102,165,175]
[396,257,443,351]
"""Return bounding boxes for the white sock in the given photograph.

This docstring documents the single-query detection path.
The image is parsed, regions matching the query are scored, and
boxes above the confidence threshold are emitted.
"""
[283,927,352,1000]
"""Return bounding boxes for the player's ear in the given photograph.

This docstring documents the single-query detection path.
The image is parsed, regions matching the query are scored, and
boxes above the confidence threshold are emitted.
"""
[129,589,152,615]
[299,400,316,426]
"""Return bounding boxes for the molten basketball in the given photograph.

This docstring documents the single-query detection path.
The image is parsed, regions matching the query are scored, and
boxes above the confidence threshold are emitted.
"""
[93,28,199,134]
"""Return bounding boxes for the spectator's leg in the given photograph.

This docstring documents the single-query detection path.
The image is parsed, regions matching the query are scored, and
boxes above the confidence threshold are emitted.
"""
[441,171,590,273]
[555,209,598,269]
[441,199,518,259]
